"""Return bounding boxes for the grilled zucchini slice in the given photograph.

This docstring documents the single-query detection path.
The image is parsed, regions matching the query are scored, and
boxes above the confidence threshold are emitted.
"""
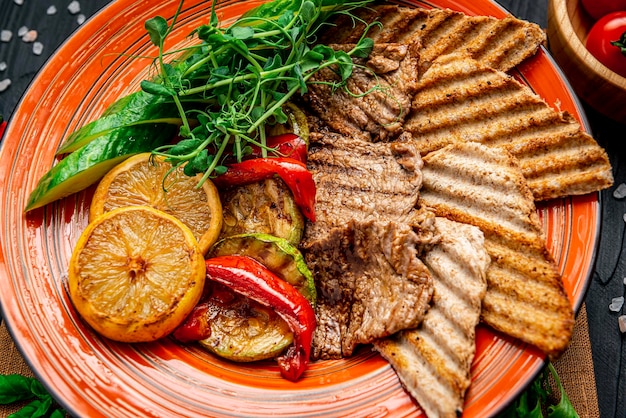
[218,178,305,245]
[200,233,316,362]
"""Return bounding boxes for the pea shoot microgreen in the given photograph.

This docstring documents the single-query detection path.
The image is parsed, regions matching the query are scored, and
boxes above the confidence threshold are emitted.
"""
[25,0,379,211]
[141,0,377,185]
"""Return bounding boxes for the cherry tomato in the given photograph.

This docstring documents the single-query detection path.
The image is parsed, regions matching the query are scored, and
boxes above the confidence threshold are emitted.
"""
[585,12,626,78]
[580,0,626,21]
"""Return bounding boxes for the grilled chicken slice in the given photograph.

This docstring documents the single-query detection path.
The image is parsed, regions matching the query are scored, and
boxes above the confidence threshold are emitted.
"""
[374,217,490,418]
[405,53,613,201]
[319,4,546,73]
[304,42,420,141]
[419,141,575,358]
[306,219,434,359]
[302,131,436,244]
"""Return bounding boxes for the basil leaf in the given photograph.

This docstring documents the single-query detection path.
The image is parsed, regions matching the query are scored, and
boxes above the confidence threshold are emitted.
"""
[9,397,52,418]
[0,375,37,404]
[547,364,579,418]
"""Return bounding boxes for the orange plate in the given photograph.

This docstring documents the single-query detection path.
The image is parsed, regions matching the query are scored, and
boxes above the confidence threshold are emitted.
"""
[0,0,598,416]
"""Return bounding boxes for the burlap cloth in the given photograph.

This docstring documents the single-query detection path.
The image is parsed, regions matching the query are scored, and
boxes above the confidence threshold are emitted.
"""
[0,304,599,417]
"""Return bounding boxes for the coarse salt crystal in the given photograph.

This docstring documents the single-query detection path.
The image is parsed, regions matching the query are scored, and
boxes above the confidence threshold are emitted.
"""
[22,30,38,43]
[17,26,28,37]
[14,0,24,5]
[0,62,6,71]
[33,42,44,55]
[76,14,86,25]
[1,30,12,42]
[619,315,626,333]
[609,296,624,312]
[614,183,626,199]
[0,79,12,92]
[47,5,57,15]
[67,1,80,14]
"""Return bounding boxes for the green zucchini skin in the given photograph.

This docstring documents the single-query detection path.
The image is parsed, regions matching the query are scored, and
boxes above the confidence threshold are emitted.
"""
[209,232,316,305]
[201,232,316,362]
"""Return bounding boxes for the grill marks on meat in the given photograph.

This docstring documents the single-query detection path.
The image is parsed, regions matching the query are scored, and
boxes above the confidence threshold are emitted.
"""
[311,5,611,202]
[374,217,490,418]
[319,5,546,74]
[306,219,433,359]
[295,4,610,414]
[304,42,420,141]
[404,53,614,201]
[419,142,575,358]
[301,132,437,359]
[307,5,545,142]
[303,132,436,243]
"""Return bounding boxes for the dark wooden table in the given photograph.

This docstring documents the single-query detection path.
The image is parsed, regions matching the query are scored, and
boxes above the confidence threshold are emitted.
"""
[1,1,624,417]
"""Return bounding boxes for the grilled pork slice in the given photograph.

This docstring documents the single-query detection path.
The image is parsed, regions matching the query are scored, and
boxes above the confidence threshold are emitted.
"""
[302,131,437,244]
[374,217,490,418]
[304,42,420,141]
[320,4,545,73]
[419,142,575,358]
[405,53,613,201]
[306,219,433,359]
[301,132,438,359]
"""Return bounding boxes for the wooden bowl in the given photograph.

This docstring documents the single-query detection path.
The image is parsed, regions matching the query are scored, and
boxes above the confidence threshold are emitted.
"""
[547,0,626,123]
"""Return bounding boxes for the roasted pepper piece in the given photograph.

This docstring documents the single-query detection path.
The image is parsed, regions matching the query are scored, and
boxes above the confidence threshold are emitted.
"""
[259,134,308,163]
[204,255,316,382]
[213,157,316,222]
[172,301,211,343]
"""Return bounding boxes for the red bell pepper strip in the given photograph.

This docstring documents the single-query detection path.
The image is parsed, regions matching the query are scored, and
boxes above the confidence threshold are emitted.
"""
[213,157,316,222]
[204,255,316,382]
[172,301,211,343]
[245,133,308,163]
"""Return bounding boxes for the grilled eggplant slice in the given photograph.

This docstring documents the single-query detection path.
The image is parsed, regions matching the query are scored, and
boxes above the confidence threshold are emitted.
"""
[218,178,305,245]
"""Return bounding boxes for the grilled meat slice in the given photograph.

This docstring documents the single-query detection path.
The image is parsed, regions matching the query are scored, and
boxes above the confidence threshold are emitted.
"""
[304,42,420,141]
[301,131,438,359]
[374,217,490,418]
[405,53,613,201]
[419,141,575,358]
[305,219,433,359]
[302,131,437,245]
[320,4,545,73]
